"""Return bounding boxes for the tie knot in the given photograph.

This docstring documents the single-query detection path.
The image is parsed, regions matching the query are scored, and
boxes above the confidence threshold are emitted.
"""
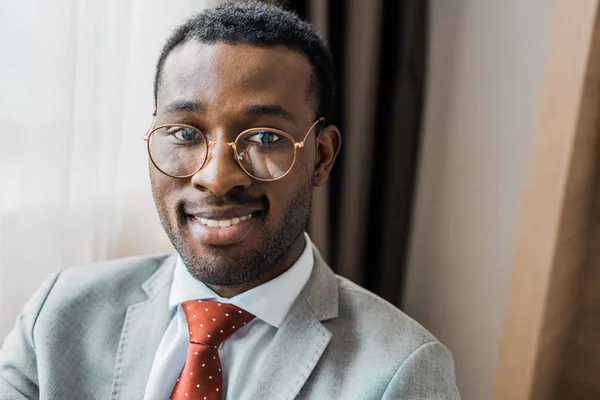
[181,300,255,346]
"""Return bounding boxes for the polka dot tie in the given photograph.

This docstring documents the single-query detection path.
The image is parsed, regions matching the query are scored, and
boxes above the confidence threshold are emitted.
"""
[170,300,255,400]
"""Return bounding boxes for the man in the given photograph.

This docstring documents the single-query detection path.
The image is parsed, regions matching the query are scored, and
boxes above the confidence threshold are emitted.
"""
[0,2,460,399]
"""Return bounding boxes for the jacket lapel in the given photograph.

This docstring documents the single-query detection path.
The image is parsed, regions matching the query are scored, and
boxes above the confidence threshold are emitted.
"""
[245,245,339,400]
[110,255,177,400]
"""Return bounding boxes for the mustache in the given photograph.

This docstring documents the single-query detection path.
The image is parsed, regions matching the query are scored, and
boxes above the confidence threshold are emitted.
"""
[179,191,268,211]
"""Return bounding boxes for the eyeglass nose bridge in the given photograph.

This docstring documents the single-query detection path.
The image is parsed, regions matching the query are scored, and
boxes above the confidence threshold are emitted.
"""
[207,140,235,147]
[206,140,243,161]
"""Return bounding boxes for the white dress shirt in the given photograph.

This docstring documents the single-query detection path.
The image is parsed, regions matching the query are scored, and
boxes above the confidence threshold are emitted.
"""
[144,233,314,400]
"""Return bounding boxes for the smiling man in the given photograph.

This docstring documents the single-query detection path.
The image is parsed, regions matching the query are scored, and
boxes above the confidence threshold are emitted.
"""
[0,2,460,399]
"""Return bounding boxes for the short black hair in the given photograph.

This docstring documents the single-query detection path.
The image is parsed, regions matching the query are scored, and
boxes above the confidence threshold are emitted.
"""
[154,1,335,121]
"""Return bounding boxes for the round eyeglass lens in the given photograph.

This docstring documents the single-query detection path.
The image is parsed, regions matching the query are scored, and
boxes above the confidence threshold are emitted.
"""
[235,129,296,180]
[148,125,207,177]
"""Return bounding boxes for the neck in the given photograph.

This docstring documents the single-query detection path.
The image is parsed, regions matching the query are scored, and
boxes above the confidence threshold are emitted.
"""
[207,233,307,298]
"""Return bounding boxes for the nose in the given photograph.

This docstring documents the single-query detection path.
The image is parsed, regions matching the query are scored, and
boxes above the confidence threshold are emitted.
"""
[190,140,253,196]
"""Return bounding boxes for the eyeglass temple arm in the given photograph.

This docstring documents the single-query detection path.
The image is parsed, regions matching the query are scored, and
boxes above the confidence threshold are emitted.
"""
[295,117,326,148]
[143,113,157,141]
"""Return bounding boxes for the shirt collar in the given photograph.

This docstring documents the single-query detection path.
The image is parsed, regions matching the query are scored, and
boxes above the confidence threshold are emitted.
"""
[169,232,314,328]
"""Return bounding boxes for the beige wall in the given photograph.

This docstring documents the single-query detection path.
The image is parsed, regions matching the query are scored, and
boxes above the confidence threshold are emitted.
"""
[494,1,599,397]
[403,0,558,399]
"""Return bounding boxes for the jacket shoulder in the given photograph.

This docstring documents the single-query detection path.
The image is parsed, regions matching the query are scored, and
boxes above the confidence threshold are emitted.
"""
[335,274,438,347]
[49,253,176,307]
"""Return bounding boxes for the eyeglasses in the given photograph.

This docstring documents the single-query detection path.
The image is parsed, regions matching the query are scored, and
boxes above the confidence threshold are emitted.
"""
[143,115,325,181]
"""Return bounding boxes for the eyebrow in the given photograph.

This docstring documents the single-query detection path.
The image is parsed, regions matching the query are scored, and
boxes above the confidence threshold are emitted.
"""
[244,104,295,122]
[163,100,203,114]
[162,100,295,122]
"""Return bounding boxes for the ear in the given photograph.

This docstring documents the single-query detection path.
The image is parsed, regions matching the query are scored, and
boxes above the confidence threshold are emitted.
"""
[313,124,342,186]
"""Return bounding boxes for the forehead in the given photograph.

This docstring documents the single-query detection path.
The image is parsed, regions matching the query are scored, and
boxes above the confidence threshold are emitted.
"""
[157,41,315,121]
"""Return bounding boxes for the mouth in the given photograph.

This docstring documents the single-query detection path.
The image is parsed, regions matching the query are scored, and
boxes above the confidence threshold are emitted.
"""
[193,211,259,228]
[186,209,263,246]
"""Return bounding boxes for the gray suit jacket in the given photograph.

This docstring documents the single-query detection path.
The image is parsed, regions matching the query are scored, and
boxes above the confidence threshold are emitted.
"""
[0,248,460,399]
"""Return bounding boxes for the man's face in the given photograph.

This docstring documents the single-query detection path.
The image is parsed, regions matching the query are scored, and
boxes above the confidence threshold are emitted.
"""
[151,41,325,287]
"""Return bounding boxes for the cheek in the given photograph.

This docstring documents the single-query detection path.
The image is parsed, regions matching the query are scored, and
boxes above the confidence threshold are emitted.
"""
[150,170,182,208]
[265,170,312,217]
[294,154,315,183]
[296,141,317,171]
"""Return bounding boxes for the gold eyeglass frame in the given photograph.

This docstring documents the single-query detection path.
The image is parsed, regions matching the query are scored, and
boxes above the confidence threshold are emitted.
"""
[143,115,325,182]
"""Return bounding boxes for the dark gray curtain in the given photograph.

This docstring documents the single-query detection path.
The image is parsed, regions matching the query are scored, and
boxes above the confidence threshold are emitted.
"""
[281,0,428,306]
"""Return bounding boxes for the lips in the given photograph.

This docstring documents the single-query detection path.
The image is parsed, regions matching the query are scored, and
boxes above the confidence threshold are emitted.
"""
[195,212,255,228]
[185,207,263,246]
[191,206,259,220]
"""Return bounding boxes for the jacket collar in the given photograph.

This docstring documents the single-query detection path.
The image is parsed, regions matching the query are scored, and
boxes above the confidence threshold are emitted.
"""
[110,244,338,400]
[242,244,339,399]
[110,254,177,400]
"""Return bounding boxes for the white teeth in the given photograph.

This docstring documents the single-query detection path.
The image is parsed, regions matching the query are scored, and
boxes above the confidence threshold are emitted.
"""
[195,213,254,228]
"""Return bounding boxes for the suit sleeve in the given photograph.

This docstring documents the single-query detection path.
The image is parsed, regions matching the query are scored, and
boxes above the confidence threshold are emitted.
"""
[0,272,60,400]
[382,341,461,400]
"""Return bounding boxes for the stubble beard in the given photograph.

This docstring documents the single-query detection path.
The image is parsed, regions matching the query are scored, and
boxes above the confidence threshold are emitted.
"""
[154,182,314,287]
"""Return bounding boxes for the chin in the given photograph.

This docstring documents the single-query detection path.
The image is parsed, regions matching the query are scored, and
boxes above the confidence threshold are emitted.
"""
[179,243,273,286]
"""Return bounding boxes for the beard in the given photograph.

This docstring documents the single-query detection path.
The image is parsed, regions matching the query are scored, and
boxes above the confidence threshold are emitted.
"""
[154,179,314,287]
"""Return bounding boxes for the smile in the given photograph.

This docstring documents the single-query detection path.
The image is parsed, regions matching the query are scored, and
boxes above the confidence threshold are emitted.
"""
[194,213,255,228]
[188,210,261,246]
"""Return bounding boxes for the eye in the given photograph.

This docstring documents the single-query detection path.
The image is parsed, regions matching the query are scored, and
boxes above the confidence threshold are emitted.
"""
[169,127,201,142]
[246,130,281,144]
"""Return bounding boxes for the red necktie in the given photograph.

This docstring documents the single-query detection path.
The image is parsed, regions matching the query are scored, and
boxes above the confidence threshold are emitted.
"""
[170,300,255,400]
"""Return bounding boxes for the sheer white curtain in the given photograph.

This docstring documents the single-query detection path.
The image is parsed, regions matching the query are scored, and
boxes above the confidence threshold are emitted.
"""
[0,0,221,340]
